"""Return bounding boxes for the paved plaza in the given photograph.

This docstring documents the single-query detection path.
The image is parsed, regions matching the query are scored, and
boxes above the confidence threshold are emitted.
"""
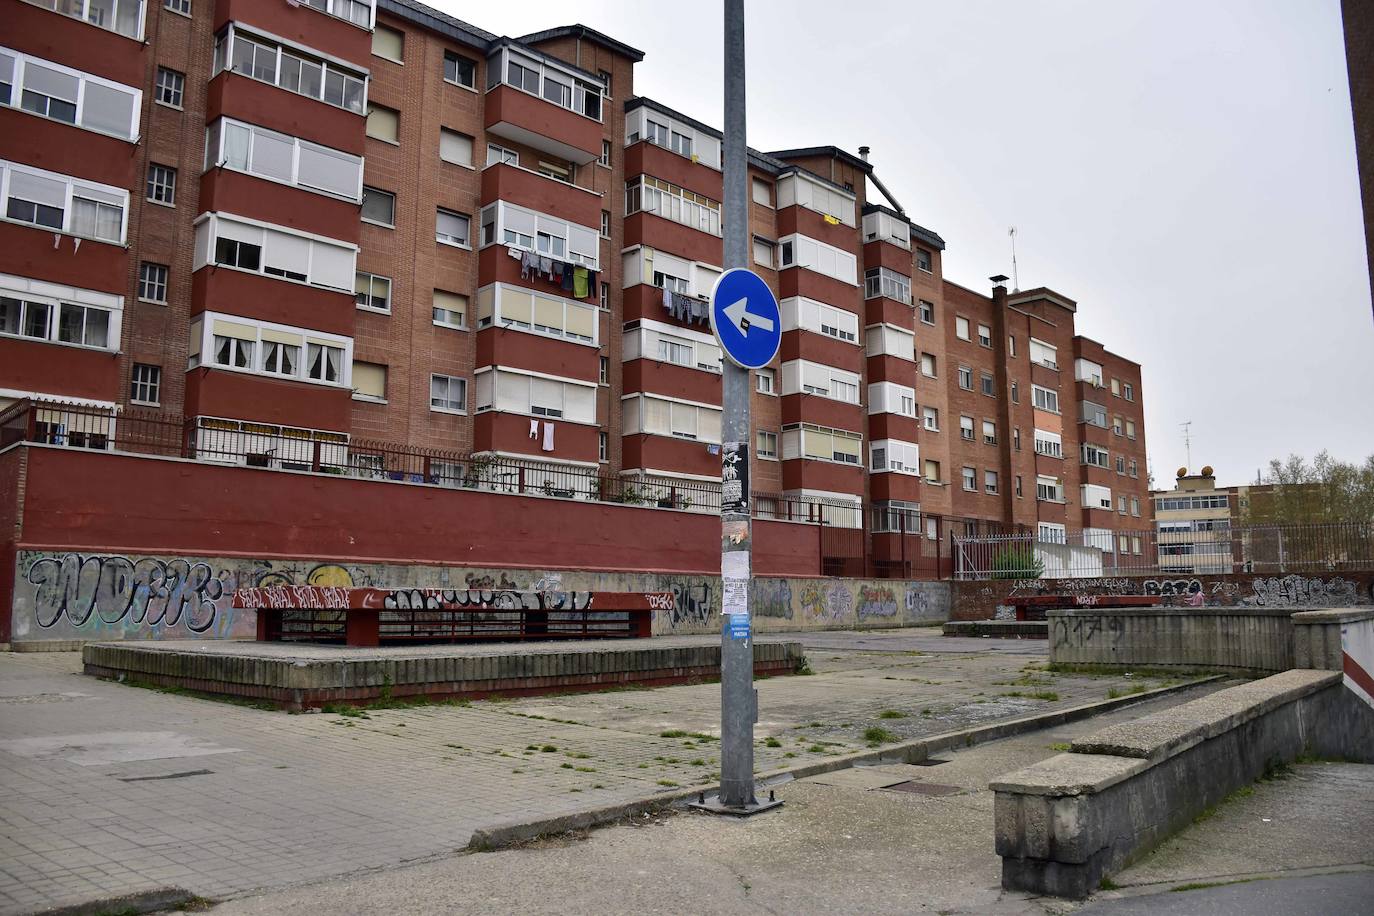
[0,630,1192,914]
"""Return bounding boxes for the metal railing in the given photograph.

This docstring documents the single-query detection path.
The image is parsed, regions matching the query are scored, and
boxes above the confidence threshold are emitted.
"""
[953,522,1374,580]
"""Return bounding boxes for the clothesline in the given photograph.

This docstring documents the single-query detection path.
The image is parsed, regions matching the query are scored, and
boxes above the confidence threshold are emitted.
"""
[510,247,599,300]
[662,287,709,326]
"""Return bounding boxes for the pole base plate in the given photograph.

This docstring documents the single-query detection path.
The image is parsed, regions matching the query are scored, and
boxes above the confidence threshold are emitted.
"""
[687,796,784,818]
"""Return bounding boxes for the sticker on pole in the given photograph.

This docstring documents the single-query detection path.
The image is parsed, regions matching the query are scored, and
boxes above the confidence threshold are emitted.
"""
[709,268,781,370]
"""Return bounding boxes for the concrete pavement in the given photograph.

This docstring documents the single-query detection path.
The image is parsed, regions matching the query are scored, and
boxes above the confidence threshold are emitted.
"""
[0,629,1183,915]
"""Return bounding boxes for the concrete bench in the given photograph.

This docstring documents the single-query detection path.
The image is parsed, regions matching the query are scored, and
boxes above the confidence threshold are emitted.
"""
[991,668,1372,897]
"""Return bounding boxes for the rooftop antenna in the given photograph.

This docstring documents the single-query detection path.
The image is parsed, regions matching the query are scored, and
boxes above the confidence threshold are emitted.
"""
[1008,226,1020,292]
[1180,421,1193,472]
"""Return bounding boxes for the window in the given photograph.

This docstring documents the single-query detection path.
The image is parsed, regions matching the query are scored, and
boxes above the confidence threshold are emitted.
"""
[366,103,398,143]
[956,316,970,340]
[1013,428,1021,451]
[130,363,160,405]
[1131,497,1141,517]
[916,247,932,272]
[622,393,721,443]
[599,355,609,385]
[307,342,342,382]
[486,143,518,167]
[430,374,466,413]
[206,117,363,201]
[599,282,609,310]
[1124,382,1134,401]
[138,262,168,303]
[1130,459,1138,478]
[1036,476,1063,502]
[1081,399,1108,428]
[1118,495,1128,514]
[959,415,974,441]
[753,237,774,268]
[599,139,611,167]
[355,271,390,312]
[1081,443,1109,468]
[372,25,403,61]
[752,177,772,206]
[776,233,858,284]
[596,430,607,462]
[214,26,366,113]
[1131,535,1142,554]
[920,352,936,377]
[352,361,386,401]
[1126,420,1136,439]
[1032,384,1059,413]
[862,209,911,249]
[918,300,934,324]
[776,171,855,226]
[1035,429,1063,458]
[782,360,861,404]
[301,0,371,27]
[924,459,941,483]
[2,160,128,243]
[600,209,610,238]
[1112,415,1124,435]
[978,324,992,348]
[479,200,599,269]
[957,366,973,390]
[1011,381,1020,403]
[1116,455,1127,474]
[781,423,861,464]
[863,267,911,304]
[625,175,721,236]
[145,163,175,205]
[444,50,475,88]
[757,430,778,459]
[475,283,598,344]
[1029,337,1058,369]
[868,381,916,417]
[1008,335,1017,357]
[3,49,144,140]
[1015,475,1023,497]
[756,368,774,394]
[982,419,997,445]
[492,47,602,121]
[51,301,108,347]
[361,186,395,226]
[439,129,473,167]
[260,338,300,376]
[32,0,145,38]
[980,372,995,397]
[196,312,351,386]
[1110,378,1121,397]
[436,208,469,246]
[962,466,976,491]
[1039,522,1067,544]
[1082,484,1113,510]
[923,406,939,431]
[198,213,355,291]
[214,334,253,368]
[870,439,919,475]
[984,470,999,494]
[433,289,466,328]
[786,297,860,344]
[154,66,183,106]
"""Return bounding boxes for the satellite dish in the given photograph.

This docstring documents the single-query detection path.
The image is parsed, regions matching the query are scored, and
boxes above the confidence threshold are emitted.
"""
[1201,465,1214,477]
[1177,466,1188,478]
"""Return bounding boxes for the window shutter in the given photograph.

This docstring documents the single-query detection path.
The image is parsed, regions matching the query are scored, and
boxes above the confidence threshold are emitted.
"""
[352,361,387,398]
[439,129,473,167]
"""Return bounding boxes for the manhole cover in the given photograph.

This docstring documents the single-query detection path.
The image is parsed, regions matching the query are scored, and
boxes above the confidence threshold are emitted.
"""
[880,781,961,796]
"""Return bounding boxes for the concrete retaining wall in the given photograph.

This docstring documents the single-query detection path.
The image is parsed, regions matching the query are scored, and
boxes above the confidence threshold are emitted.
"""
[950,571,1374,622]
[992,668,1374,897]
[10,550,951,648]
[1047,606,1296,673]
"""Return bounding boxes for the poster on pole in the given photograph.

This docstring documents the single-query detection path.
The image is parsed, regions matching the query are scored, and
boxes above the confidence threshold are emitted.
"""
[721,441,750,517]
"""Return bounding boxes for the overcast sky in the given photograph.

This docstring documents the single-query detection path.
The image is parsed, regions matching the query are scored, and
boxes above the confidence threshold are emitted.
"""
[447,0,1373,489]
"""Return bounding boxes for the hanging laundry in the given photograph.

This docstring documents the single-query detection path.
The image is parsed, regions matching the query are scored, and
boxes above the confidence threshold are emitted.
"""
[587,269,599,298]
[560,263,575,292]
[662,286,673,314]
[529,419,539,439]
[538,255,553,278]
[541,421,555,451]
[520,250,537,280]
[573,267,589,299]
[689,299,705,322]
[506,246,522,260]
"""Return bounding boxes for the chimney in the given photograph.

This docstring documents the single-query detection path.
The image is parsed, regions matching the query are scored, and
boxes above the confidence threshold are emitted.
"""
[989,274,1009,305]
[858,145,870,162]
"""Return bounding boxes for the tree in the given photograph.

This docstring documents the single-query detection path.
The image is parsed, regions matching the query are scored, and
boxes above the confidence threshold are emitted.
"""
[1243,451,1374,526]
[991,546,1044,579]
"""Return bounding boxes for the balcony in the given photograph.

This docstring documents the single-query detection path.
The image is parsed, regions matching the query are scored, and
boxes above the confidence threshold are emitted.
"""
[780,458,863,496]
[213,0,371,66]
[472,410,599,464]
[484,84,602,165]
[621,432,721,479]
[622,358,721,407]
[7,1,147,85]
[780,392,865,432]
[185,366,353,432]
[480,162,602,229]
[207,72,366,157]
[475,327,600,385]
[191,267,356,337]
[0,109,137,190]
[199,169,360,245]
[0,335,120,403]
[0,222,126,295]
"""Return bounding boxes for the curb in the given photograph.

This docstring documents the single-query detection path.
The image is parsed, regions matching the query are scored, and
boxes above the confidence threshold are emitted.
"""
[466,674,1226,850]
[32,887,198,916]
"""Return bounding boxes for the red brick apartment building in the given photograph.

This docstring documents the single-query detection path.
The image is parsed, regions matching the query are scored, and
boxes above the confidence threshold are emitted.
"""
[0,0,1151,568]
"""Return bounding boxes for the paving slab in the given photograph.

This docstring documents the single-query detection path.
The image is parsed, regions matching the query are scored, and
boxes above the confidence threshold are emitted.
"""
[0,630,1203,915]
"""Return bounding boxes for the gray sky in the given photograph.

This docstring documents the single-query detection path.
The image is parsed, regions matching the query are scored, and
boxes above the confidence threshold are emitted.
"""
[444,0,1373,489]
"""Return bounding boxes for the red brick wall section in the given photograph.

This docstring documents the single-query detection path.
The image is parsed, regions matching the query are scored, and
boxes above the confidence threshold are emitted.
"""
[14,446,829,577]
[0,448,26,643]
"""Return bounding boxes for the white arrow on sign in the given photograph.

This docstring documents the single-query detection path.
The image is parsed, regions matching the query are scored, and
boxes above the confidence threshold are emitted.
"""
[723,298,775,336]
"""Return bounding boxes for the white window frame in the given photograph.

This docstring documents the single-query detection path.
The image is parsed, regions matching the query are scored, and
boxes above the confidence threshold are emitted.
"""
[354,271,390,313]
[922,406,939,431]
[0,159,129,245]
[1029,336,1059,370]
[300,0,374,30]
[622,318,721,374]
[429,373,467,414]
[781,422,862,466]
[757,429,778,460]
[488,45,603,123]
[1032,384,1060,414]
[436,207,471,248]
[0,47,143,141]
[777,233,858,285]
[23,0,146,39]
[205,116,364,202]
[781,359,861,405]
[625,175,721,237]
[870,438,919,475]
[0,272,123,352]
[863,267,911,304]
[138,262,168,304]
[756,367,775,395]
[776,171,856,227]
[867,381,916,418]
[213,24,368,115]
[129,363,161,405]
[475,282,599,346]
[192,310,352,388]
[782,296,859,344]
[478,200,599,270]
[861,210,911,249]
[620,392,722,443]
[193,212,357,292]
[1034,428,1063,458]
[624,106,720,169]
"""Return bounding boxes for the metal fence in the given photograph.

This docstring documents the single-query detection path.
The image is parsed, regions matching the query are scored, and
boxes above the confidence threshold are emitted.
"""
[953,522,1374,580]
[1,398,973,578]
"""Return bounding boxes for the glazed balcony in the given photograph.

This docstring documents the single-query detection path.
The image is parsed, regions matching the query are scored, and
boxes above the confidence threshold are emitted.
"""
[480,162,603,229]
[484,84,602,165]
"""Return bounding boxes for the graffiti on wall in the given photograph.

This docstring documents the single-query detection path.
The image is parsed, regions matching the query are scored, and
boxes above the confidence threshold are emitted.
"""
[800,581,853,622]
[661,581,714,629]
[1244,575,1361,608]
[857,585,898,620]
[23,554,237,637]
[1052,614,1126,650]
[752,579,793,619]
[904,582,947,622]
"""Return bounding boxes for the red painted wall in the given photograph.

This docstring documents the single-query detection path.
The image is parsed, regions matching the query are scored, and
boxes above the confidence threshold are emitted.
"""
[481,163,602,228]
[0,447,24,643]
[0,338,121,403]
[12,445,826,577]
[484,85,601,160]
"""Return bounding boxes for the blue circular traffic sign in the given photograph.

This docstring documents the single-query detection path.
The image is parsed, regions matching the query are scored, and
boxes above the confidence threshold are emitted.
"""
[709,268,781,370]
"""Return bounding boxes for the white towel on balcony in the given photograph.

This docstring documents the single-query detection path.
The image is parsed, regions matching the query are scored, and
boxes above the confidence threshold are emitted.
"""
[542,421,555,451]
[530,419,539,439]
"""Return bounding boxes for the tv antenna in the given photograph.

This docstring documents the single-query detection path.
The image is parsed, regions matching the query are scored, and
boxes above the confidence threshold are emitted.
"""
[1008,226,1020,292]
[1180,421,1193,471]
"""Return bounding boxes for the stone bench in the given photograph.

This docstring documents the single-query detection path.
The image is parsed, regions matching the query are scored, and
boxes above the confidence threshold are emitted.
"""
[991,668,1373,897]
